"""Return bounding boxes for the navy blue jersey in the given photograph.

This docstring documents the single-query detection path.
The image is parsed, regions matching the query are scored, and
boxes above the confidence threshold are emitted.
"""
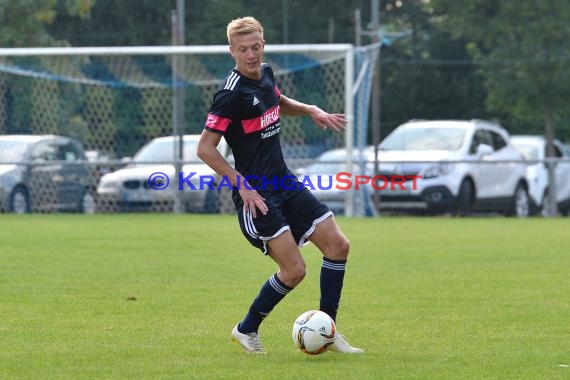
[204,64,292,188]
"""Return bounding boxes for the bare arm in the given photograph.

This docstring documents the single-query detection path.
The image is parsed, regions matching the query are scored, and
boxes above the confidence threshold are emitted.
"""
[279,94,347,132]
[197,130,240,185]
[197,130,268,217]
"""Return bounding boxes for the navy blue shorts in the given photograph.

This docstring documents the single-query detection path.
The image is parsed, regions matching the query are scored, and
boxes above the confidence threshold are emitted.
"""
[234,186,332,254]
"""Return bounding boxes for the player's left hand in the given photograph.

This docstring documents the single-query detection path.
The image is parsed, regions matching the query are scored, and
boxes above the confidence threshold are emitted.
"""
[311,108,347,132]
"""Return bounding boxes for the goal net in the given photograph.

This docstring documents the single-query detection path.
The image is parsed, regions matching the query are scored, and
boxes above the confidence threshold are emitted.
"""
[0,44,379,216]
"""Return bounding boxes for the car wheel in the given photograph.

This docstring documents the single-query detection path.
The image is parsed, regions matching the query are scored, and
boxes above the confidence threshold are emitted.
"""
[9,187,30,214]
[528,196,542,217]
[539,189,560,217]
[455,179,473,216]
[80,190,96,214]
[510,183,530,218]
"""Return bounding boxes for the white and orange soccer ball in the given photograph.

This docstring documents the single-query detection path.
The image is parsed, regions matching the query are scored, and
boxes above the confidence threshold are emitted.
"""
[292,310,336,355]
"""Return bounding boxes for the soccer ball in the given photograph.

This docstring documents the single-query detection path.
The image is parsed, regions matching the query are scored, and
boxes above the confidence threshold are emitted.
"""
[292,310,336,355]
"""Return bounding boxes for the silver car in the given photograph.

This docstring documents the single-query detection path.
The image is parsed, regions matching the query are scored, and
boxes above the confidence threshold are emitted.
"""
[96,135,228,213]
[0,135,96,214]
[295,146,376,216]
[510,135,570,215]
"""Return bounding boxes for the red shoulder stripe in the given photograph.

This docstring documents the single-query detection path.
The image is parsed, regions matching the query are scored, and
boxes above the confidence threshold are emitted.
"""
[205,113,231,133]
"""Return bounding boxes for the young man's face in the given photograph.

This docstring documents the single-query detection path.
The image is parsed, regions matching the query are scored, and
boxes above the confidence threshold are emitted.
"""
[230,32,264,80]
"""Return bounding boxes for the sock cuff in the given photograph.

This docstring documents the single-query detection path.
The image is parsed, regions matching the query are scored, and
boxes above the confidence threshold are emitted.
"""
[269,273,292,294]
[322,257,347,270]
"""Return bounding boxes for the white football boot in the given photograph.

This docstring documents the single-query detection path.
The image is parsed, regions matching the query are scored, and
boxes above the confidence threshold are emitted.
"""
[329,333,364,354]
[231,324,266,354]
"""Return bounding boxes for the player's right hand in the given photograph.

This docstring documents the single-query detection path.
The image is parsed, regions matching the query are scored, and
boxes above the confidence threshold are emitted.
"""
[239,185,268,218]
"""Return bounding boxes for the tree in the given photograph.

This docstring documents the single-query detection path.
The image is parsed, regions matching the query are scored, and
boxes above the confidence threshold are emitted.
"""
[0,0,95,46]
[431,0,570,142]
[376,0,488,137]
[49,0,171,46]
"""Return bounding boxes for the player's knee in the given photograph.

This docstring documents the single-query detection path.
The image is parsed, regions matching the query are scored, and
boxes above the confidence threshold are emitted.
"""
[326,234,350,260]
[290,262,307,286]
[337,235,350,259]
[280,261,306,287]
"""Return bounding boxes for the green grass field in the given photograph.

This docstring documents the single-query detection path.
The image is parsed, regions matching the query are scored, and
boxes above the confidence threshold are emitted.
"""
[1,214,569,379]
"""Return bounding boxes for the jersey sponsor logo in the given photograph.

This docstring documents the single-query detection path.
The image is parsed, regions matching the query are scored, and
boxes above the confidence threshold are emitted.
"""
[260,106,280,129]
[242,105,281,134]
[205,113,231,133]
[260,124,281,140]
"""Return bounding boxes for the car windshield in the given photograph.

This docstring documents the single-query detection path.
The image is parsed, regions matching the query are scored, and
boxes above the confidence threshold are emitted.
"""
[133,139,199,163]
[0,140,32,162]
[305,161,348,175]
[511,143,539,161]
[381,127,466,151]
[303,152,368,175]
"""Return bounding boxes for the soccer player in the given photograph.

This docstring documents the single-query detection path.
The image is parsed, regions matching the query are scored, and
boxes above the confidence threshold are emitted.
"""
[197,16,363,354]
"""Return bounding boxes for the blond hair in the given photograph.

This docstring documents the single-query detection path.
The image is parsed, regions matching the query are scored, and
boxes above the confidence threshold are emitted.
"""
[226,16,264,46]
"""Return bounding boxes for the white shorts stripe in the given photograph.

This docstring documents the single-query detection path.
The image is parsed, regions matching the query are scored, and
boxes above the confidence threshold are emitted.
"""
[242,208,259,239]
[298,210,334,247]
[259,225,291,255]
[259,225,290,241]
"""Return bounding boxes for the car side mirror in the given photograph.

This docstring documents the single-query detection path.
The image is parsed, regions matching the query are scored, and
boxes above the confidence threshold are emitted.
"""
[476,144,493,157]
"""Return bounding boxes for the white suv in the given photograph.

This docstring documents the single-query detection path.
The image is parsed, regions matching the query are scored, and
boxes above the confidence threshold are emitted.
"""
[510,135,570,216]
[376,119,530,216]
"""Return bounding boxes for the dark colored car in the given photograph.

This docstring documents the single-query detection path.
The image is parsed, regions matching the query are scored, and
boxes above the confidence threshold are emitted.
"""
[0,135,96,213]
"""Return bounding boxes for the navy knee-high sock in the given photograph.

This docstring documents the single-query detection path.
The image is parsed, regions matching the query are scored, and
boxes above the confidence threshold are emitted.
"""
[238,274,292,334]
[320,257,347,322]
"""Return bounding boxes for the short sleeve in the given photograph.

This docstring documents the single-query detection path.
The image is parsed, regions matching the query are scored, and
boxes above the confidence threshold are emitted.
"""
[204,90,235,134]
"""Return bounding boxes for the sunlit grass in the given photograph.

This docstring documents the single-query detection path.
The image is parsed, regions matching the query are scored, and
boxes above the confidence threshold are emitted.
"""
[0,214,569,379]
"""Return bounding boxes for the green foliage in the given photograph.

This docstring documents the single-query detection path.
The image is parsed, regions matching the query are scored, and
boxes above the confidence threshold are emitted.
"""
[3,0,570,142]
[0,0,94,46]
[376,1,488,137]
[5,77,33,134]
[60,0,95,18]
[187,0,248,45]
[46,0,369,46]
[431,0,570,138]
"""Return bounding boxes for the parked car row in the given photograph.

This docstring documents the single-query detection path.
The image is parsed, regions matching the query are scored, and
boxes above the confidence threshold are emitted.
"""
[2,123,569,216]
[96,135,228,213]
[0,134,227,214]
[295,119,570,217]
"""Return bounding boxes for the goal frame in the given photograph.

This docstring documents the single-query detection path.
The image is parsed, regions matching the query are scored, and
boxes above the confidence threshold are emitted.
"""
[0,44,361,216]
